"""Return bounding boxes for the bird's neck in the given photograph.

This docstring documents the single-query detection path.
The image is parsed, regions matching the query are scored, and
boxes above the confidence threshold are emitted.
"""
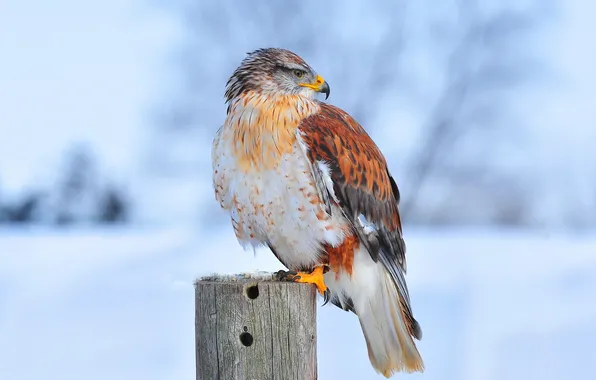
[224,91,319,171]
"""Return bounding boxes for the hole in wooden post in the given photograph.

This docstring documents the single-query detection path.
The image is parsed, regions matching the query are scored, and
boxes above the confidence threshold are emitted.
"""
[245,284,259,299]
[239,331,253,347]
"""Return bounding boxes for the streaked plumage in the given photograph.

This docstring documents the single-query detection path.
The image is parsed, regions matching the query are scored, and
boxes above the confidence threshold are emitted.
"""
[212,48,424,377]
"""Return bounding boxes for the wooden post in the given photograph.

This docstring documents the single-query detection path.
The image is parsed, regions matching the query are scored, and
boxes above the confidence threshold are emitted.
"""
[195,272,318,380]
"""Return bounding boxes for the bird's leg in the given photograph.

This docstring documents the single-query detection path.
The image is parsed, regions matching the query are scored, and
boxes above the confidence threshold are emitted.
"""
[275,265,330,299]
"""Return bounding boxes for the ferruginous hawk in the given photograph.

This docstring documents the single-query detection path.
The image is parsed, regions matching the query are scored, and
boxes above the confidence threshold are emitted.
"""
[212,48,424,377]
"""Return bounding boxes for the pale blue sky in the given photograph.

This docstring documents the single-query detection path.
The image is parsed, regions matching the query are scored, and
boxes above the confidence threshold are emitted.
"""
[0,0,180,191]
[0,0,594,206]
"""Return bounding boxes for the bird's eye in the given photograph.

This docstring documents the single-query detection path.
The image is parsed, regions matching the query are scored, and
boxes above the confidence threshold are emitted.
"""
[294,70,305,78]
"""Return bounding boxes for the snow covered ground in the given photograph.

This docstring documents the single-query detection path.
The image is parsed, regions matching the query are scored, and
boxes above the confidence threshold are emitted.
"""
[1,226,594,380]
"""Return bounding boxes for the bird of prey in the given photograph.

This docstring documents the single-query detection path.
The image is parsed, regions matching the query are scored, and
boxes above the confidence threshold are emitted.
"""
[212,48,424,377]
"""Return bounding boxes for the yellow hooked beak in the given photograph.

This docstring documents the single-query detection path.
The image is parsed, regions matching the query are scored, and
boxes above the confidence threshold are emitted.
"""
[299,74,330,99]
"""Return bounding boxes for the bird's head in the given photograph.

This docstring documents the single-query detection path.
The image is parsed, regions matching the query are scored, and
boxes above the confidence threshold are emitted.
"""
[225,48,330,103]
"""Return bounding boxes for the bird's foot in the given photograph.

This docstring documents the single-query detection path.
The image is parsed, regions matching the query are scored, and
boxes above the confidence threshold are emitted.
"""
[275,265,330,301]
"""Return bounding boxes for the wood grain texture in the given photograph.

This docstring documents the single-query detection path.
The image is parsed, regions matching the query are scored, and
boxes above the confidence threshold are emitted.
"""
[195,274,317,380]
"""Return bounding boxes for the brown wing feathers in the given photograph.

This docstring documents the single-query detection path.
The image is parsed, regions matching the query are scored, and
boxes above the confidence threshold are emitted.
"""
[299,103,403,258]
[299,103,422,340]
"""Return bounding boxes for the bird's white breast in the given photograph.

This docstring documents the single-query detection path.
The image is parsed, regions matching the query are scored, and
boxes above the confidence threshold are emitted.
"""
[212,130,348,270]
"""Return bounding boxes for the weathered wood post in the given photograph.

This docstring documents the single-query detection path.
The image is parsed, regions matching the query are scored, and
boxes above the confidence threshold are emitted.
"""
[195,273,318,380]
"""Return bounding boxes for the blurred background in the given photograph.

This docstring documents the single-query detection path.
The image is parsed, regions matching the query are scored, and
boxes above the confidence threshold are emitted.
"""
[1,0,594,379]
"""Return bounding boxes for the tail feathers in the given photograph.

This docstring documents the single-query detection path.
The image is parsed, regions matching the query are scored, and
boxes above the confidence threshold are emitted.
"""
[357,271,424,377]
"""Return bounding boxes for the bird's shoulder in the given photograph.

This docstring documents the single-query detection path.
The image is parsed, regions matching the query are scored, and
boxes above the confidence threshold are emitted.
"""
[297,102,396,207]
[299,102,370,138]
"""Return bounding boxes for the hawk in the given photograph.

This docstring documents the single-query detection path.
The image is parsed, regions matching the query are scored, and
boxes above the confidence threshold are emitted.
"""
[212,48,424,377]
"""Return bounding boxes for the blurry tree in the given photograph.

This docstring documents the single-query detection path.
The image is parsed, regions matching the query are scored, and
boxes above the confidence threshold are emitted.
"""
[96,184,129,224]
[0,191,43,224]
[0,146,131,227]
[53,144,131,226]
[399,0,555,226]
[54,144,98,225]
[0,184,3,222]
[152,0,556,227]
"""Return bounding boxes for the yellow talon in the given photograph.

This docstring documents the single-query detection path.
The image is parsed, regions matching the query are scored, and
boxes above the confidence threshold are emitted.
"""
[275,265,329,297]
[294,265,328,296]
